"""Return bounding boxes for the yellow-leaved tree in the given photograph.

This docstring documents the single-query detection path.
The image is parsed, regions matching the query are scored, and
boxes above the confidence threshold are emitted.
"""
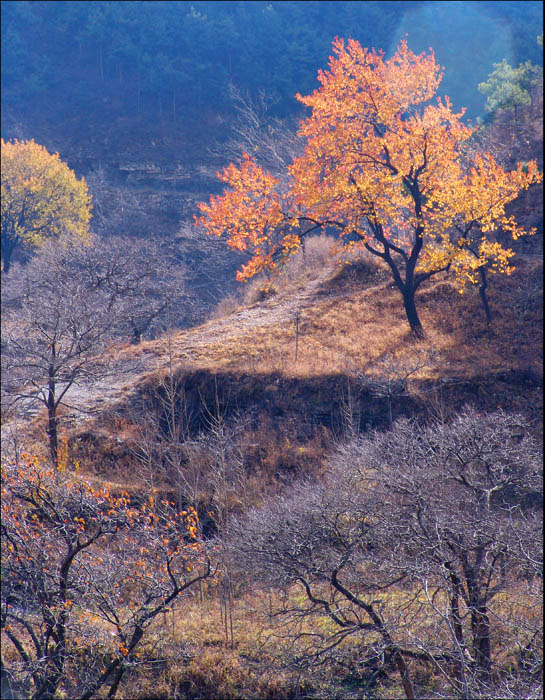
[197,39,542,337]
[1,139,92,272]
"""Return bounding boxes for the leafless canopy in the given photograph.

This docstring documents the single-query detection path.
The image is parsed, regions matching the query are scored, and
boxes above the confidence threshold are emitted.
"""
[1,235,191,460]
[231,408,543,699]
[212,85,303,175]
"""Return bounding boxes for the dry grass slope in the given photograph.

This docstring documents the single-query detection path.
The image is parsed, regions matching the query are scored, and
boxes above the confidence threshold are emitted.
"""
[2,243,542,700]
[126,250,542,384]
[7,245,542,483]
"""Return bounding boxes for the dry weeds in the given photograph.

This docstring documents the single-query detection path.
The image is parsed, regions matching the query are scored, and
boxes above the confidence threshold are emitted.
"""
[3,248,541,476]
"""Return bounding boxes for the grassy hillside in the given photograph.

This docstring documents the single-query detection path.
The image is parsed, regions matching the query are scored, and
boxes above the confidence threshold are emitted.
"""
[2,239,542,700]
[9,241,537,494]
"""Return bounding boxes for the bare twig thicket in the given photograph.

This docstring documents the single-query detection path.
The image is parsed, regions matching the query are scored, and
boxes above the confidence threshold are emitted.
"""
[231,408,542,699]
[1,236,191,461]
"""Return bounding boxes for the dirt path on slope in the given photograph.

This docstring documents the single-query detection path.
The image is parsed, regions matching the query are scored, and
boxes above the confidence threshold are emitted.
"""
[2,270,337,449]
[74,269,335,413]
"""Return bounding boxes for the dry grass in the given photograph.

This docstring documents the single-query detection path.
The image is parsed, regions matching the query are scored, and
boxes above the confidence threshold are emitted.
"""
[5,245,542,698]
[242,276,279,305]
[209,293,243,320]
[151,255,541,384]
[3,240,542,700]
[277,232,338,283]
[113,570,542,699]
[7,251,542,489]
[5,561,539,699]
[115,586,321,699]
[241,234,380,305]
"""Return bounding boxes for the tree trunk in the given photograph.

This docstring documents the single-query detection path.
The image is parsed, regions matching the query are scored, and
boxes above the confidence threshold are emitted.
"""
[391,650,416,700]
[330,572,416,699]
[106,666,126,699]
[447,569,470,699]
[1,662,16,700]
[403,288,425,338]
[471,604,491,679]
[478,267,492,326]
[47,362,58,464]
[1,235,17,274]
[2,251,12,274]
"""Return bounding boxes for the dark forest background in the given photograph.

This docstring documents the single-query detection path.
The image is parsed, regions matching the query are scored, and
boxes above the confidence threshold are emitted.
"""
[1,1,543,320]
[2,0,543,127]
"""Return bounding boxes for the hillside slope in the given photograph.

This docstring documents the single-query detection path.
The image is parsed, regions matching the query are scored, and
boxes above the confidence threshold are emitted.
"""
[5,251,541,494]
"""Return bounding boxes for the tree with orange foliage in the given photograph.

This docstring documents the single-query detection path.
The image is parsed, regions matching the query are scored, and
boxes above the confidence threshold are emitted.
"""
[197,39,542,337]
[1,457,210,700]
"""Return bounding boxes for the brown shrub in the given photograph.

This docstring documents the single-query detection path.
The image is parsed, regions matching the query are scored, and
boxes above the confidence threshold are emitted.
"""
[209,293,242,319]
[243,277,278,305]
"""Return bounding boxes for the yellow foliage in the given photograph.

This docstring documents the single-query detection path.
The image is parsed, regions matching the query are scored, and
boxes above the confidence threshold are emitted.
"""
[1,138,92,271]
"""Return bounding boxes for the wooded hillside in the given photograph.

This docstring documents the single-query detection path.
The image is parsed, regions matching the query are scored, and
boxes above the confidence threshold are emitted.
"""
[1,3,542,699]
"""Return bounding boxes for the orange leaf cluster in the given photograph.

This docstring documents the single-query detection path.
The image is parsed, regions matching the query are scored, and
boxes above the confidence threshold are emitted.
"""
[195,38,541,297]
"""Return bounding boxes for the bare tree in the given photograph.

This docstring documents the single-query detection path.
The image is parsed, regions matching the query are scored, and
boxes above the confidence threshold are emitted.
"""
[124,339,196,506]
[78,235,193,342]
[85,166,144,238]
[338,408,543,697]
[356,348,440,426]
[187,406,247,649]
[125,355,248,524]
[1,235,191,461]
[123,362,249,649]
[231,408,542,699]
[230,473,421,698]
[214,85,302,174]
[1,241,121,462]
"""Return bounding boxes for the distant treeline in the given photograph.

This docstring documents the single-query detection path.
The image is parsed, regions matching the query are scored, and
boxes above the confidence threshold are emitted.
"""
[1,0,542,123]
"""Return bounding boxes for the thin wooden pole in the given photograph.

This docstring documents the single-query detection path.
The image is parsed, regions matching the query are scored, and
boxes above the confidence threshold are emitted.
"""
[295,310,300,362]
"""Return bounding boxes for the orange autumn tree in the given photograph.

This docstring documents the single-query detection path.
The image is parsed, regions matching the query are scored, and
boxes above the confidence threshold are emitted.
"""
[197,39,542,337]
[1,457,210,700]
